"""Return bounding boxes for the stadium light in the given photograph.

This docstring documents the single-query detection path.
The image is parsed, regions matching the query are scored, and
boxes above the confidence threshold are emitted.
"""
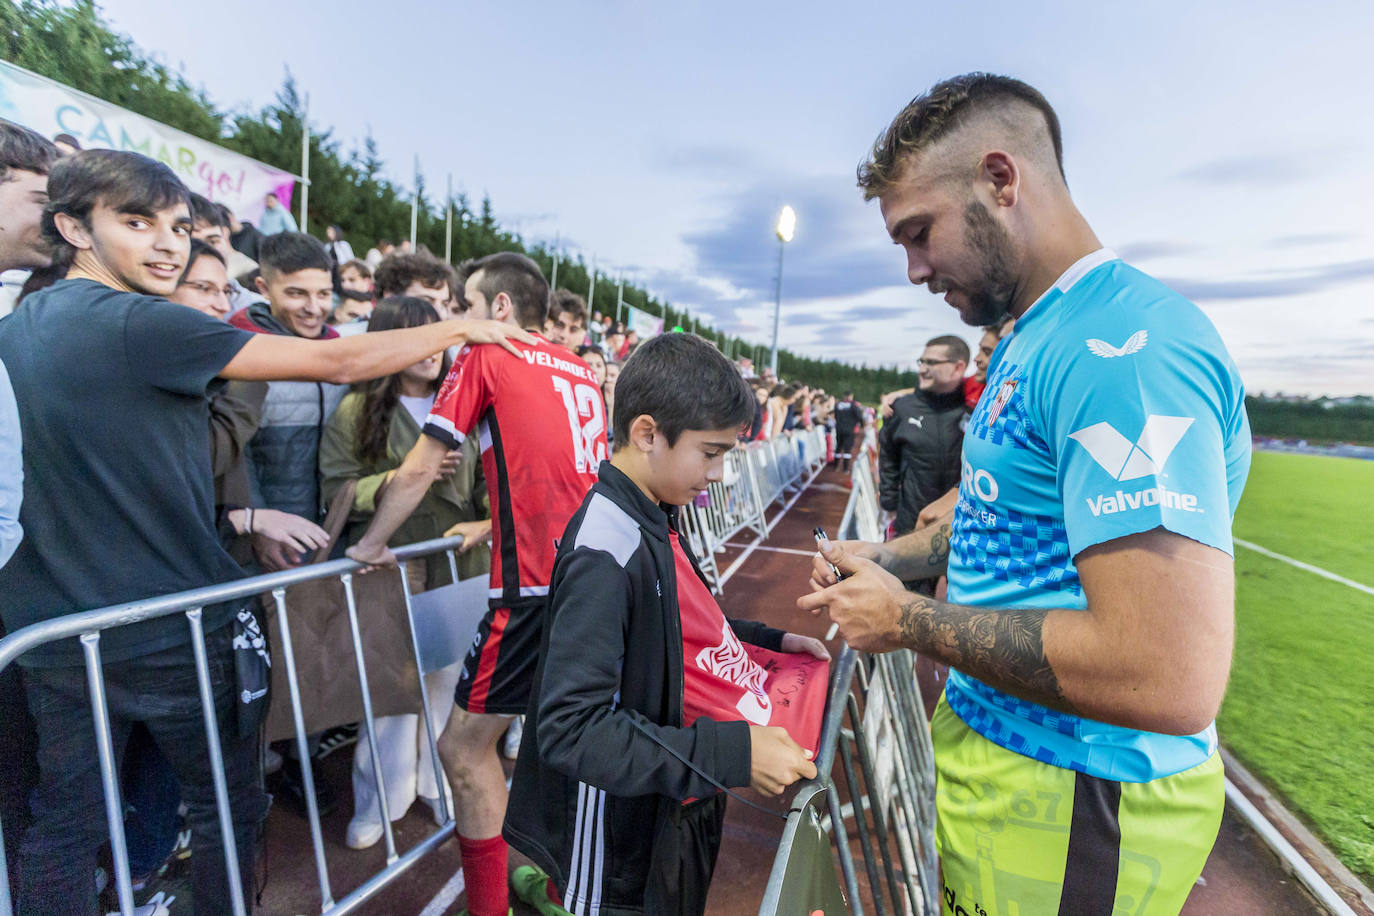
[770,205,796,374]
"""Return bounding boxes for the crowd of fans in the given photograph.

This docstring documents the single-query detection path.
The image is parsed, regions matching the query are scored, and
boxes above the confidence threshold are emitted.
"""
[0,119,861,916]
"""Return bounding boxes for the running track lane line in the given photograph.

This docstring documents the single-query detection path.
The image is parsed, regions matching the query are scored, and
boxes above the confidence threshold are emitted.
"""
[724,543,817,558]
[1235,538,1374,597]
[417,869,465,916]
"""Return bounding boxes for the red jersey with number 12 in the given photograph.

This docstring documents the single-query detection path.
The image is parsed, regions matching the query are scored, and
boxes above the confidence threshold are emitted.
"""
[423,335,607,605]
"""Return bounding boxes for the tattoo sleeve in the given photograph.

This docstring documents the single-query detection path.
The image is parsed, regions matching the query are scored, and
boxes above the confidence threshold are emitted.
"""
[898,593,1073,713]
[887,521,952,580]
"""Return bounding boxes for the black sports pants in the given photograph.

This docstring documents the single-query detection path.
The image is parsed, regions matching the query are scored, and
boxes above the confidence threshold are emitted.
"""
[643,794,728,916]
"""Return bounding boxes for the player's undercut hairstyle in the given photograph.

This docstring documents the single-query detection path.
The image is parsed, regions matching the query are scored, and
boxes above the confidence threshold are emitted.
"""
[374,250,455,299]
[613,333,755,449]
[550,288,587,325]
[857,72,1065,201]
[188,191,229,229]
[258,231,331,278]
[927,334,970,364]
[469,251,549,329]
[41,149,191,262]
[0,119,57,182]
[179,237,225,284]
[927,334,971,364]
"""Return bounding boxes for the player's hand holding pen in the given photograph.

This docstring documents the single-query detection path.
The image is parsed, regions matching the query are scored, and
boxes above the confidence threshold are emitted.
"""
[801,528,912,654]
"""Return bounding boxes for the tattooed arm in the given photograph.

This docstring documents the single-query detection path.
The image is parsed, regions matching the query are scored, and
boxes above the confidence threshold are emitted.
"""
[799,527,1235,734]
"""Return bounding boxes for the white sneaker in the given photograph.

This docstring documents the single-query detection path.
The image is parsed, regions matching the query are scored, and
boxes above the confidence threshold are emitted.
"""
[502,715,524,759]
[105,890,175,916]
[345,817,384,850]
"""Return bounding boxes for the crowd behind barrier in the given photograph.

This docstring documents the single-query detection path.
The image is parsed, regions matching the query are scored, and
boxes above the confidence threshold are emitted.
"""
[759,445,940,916]
[0,536,472,916]
[0,424,846,916]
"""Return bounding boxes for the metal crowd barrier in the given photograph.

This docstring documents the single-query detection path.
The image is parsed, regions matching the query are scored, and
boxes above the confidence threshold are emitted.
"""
[760,447,937,915]
[682,432,831,591]
[758,646,939,916]
[0,536,469,916]
[837,443,883,544]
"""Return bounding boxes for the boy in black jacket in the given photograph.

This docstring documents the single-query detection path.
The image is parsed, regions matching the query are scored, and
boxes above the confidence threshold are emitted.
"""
[504,333,828,916]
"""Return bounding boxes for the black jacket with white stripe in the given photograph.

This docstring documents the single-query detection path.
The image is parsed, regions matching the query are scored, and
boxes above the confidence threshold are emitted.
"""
[503,460,785,914]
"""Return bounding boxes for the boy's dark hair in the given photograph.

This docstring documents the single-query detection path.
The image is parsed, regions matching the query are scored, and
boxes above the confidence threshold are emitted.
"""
[612,333,754,448]
[41,149,190,262]
[467,251,549,329]
[258,231,331,278]
[0,119,57,182]
[339,257,372,279]
[52,132,81,150]
[550,288,587,324]
[926,334,970,364]
[188,191,229,229]
[179,238,225,284]
[374,251,454,298]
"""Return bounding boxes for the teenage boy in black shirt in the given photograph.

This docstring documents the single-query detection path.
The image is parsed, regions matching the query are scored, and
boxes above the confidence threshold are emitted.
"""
[0,149,529,916]
[505,333,826,916]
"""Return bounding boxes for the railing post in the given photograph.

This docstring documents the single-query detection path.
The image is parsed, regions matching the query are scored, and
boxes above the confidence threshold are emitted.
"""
[185,608,248,916]
[80,632,137,916]
[340,573,399,863]
[270,587,335,908]
[397,559,453,825]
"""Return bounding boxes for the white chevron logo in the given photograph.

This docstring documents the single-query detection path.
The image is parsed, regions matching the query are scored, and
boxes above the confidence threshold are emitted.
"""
[1068,415,1194,481]
[1085,330,1148,358]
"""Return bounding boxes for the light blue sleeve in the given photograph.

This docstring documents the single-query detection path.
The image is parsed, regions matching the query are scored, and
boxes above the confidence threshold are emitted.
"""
[0,359,22,569]
[1042,325,1240,558]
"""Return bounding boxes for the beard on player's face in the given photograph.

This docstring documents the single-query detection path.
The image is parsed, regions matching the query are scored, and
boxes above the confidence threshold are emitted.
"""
[956,199,1017,328]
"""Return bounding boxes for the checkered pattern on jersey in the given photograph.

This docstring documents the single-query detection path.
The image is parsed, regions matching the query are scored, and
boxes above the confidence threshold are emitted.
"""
[945,677,1092,772]
[951,492,1081,595]
[968,359,1045,452]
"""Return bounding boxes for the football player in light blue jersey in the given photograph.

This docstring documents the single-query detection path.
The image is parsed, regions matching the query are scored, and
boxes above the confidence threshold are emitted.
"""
[800,73,1250,915]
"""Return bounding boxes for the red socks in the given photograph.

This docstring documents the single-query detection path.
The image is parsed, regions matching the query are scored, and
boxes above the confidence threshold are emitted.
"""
[457,832,508,916]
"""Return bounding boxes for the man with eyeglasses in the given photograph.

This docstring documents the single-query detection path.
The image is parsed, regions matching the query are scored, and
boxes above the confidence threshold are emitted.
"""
[879,335,969,539]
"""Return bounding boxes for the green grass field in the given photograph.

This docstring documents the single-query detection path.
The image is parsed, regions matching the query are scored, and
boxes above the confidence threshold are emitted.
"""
[1219,451,1374,882]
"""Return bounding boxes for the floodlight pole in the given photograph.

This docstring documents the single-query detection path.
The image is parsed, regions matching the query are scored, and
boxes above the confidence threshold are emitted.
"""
[770,205,795,375]
[444,173,453,263]
[769,238,785,374]
[409,155,420,249]
[299,93,310,233]
[586,258,596,314]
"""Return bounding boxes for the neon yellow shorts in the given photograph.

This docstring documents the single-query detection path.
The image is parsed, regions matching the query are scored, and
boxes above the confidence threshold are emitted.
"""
[932,696,1224,916]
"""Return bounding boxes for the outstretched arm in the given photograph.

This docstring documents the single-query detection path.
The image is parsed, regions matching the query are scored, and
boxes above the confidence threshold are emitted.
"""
[799,527,1233,735]
[219,319,530,385]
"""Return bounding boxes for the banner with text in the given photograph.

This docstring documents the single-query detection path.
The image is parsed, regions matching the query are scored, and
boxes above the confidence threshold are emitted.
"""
[0,59,297,224]
[625,303,664,338]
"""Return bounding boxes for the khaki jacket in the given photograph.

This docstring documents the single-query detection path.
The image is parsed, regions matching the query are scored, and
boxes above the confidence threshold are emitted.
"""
[319,391,489,588]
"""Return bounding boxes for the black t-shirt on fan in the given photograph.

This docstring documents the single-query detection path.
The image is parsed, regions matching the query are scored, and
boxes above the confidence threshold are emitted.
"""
[0,279,254,666]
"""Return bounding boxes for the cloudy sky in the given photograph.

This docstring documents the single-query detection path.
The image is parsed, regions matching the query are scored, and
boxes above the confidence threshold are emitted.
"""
[96,0,1373,395]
